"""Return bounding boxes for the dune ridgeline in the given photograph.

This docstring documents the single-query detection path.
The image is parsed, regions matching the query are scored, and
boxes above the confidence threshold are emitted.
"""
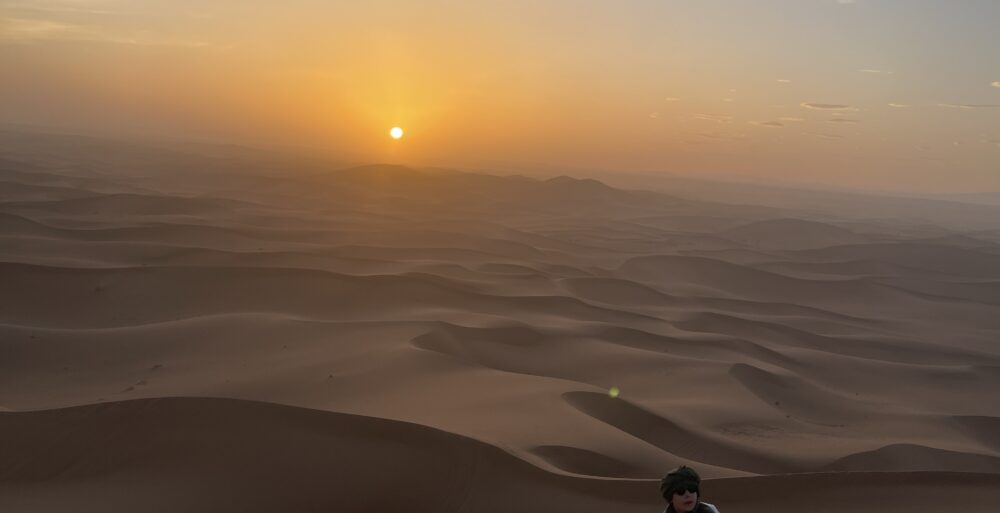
[3,131,1000,512]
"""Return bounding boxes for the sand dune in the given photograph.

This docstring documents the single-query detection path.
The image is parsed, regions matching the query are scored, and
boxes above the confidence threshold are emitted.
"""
[953,416,1000,452]
[728,363,874,426]
[560,276,680,306]
[6,398,1000,512]
[749,258,953,280]
[563,391,806,474]
[0,164,152,197]
[529,444,655,478]
[0,397,654,513]
[720,218,875,250]
[0,212,64,237]
[675,312,980,364]
[3,133,1000,511]
[618,254,912,308]
[827,443,1000,473]
[1,262,669,330]
[707,471,1000,513]
[0,180,100,201]
[787,243,1000,278]
[3,192,255,217]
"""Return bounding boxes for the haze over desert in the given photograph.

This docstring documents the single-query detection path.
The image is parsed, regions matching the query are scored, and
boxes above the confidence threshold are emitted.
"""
[2,130,1000,511]
[3,0,1000,511]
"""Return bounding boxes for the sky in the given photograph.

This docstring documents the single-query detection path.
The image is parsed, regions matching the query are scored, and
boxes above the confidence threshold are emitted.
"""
[1,0,998,192]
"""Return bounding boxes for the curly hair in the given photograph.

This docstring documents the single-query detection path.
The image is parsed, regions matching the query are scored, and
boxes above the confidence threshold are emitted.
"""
[660,465,701,501]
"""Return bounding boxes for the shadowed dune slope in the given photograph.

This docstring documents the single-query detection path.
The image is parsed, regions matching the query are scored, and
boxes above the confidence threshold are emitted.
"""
[720,218,873,250]
[786,243,1000,278]
[562,391,805,474]
[617,254,907,307]
[0,262,658,328]
[3,398,1000,513]
[4,138,1000,511]
[529,445,654,478]
[3,193,255,216]
[826,443,1000,473]
[0,397,654,513]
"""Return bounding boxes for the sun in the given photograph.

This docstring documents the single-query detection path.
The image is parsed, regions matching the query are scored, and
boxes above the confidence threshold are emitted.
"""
[389,127,404,139]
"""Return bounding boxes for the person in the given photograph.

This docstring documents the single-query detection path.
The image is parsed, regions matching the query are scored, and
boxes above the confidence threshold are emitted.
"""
[659,465,720,513]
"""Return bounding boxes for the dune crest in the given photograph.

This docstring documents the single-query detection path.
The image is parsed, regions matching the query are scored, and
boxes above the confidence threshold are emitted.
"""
[3,133,1000,511]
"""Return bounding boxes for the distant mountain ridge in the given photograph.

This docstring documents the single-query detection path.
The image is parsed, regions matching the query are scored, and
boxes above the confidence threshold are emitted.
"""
[301,164,686,218]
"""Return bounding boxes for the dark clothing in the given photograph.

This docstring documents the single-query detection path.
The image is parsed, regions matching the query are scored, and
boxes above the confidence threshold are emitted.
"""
[663,502,720,513]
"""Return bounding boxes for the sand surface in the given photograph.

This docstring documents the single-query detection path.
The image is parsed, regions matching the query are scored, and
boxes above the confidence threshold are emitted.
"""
[2,132,1000,511]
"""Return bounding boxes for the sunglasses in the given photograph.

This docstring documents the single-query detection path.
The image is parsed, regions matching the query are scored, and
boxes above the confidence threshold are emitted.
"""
[673,485,699,496]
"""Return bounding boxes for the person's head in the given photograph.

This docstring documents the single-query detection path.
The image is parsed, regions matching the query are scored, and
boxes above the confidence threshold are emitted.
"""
[660,465,701,513]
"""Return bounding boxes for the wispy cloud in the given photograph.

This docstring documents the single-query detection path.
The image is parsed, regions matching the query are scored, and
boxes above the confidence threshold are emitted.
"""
[992,81,1000,88]
[1,3,120,16]
[778,117,805,122]
[828,118,860,124]
[750,121,784,128]
[805,132,845,139]
[776,79,791,83]
[694,114,734,123]
[0,16,75,39]
[0,14,209,48]
[696,132,746,140]
[801,103,855,111]
[938,103,1000,110]
[648,112,659,119]
[888,103,910,108]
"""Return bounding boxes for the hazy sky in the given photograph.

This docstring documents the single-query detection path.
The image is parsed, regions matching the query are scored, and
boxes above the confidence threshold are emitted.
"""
[1,0,998,192]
